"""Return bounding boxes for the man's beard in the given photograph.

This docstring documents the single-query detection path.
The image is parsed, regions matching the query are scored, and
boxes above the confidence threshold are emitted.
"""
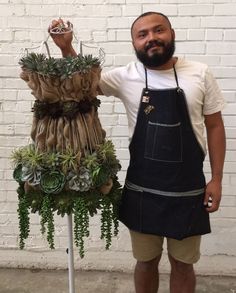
[134,38,175,68]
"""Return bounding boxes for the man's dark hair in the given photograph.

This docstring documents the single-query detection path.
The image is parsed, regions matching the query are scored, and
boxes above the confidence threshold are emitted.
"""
[131,12,172,37]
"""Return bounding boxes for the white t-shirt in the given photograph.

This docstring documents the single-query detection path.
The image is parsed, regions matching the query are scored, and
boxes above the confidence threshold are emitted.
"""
[99,58,226,154]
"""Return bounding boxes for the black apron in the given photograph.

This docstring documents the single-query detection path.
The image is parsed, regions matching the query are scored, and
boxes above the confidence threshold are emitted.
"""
[119,65,211,240]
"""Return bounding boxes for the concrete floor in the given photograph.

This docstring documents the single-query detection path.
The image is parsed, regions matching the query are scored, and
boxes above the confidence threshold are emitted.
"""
[0,268,235,293]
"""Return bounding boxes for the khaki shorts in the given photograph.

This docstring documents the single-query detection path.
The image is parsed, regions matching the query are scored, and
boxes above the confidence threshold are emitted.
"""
[130,230,201,264]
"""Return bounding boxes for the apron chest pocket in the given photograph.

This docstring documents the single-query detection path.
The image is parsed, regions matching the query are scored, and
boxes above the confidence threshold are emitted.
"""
[144,121,183,162]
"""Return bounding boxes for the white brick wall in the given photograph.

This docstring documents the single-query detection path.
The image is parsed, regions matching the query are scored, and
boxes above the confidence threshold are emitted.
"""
[0,1,236,275]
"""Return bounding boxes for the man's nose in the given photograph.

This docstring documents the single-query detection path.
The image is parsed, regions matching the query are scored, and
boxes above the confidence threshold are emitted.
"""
[147,31,157,42]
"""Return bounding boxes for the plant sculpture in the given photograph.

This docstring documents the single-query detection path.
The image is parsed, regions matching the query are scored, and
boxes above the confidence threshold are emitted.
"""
[12,51,122,258]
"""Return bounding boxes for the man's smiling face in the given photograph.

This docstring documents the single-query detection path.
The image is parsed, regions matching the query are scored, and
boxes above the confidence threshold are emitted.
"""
[131,14,176,68]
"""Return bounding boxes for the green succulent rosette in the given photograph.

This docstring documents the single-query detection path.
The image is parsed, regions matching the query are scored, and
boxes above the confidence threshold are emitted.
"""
[67,167,93,192]
[40,170,65,194]
[13,164,23,183]
[21,166,41,186]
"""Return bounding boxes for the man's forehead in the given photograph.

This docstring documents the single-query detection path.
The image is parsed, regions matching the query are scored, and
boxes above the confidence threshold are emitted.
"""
[132,14,170,33]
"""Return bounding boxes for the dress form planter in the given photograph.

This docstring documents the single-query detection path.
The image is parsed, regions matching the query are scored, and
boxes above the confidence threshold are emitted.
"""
[12,50,122,265]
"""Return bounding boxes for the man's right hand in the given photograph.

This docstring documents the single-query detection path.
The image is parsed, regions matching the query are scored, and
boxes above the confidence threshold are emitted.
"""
[48,19,77,57]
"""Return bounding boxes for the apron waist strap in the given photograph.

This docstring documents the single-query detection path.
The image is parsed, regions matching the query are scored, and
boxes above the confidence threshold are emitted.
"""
[125,180,205,197]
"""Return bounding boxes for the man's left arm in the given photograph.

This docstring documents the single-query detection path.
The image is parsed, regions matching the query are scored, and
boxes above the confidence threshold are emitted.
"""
[204,111,226,213]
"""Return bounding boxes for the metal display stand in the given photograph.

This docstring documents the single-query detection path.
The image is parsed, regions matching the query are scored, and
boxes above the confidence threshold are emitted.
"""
[67,214,75,293]
[64,40,104,293]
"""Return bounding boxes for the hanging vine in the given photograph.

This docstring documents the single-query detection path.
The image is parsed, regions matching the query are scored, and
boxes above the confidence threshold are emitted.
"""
[110,178,122,238]
[74,196,90,258]
[17,183,30,249]
[100,196,113,250]
[40,194,55,249]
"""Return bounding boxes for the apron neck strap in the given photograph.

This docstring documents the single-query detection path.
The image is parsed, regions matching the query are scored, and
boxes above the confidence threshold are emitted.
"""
[144,66,149,94]
[173,63,179,88]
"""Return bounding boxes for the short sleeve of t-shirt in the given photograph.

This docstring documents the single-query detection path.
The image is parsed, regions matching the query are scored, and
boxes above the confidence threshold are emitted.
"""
[99,67,123,98]
[203,67,226,115]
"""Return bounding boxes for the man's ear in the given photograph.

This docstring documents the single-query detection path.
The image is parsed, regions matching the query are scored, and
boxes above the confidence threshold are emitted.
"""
[132,39,136,50]
[171,29,175,40]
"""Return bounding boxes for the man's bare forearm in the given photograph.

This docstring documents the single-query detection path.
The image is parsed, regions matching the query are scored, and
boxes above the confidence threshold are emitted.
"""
[205,112,226,182]
[204,111,225,212]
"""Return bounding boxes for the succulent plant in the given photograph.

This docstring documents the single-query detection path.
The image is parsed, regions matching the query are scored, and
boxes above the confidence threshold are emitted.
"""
[13,164,23,183]
[19,53,46,72]
[21,166,42,186]
[59,148,80,173]
[38,57,60,76]
[19,53,100,79]
[40,170,65,194]
[43,152,60,169]
[96,141,121,176]
[11,147,26,167]
[68,167,92,192]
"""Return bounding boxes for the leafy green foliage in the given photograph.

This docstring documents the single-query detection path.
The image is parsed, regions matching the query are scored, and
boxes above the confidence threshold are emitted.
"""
[15,176,122,258]
[13,140,122,258]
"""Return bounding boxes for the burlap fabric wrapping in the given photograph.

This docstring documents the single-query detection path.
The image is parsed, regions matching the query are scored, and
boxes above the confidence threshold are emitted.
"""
[12,53,122,257]
[20,67,105,154]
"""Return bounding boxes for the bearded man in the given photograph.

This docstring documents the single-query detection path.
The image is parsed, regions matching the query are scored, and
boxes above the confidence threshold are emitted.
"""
[49,12,226,293]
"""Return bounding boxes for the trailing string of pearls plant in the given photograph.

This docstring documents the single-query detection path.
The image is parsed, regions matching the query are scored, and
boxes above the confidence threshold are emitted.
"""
[11,23,122,258]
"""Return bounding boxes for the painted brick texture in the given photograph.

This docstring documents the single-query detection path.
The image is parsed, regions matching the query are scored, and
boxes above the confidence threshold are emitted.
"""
[0,1,235,272]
